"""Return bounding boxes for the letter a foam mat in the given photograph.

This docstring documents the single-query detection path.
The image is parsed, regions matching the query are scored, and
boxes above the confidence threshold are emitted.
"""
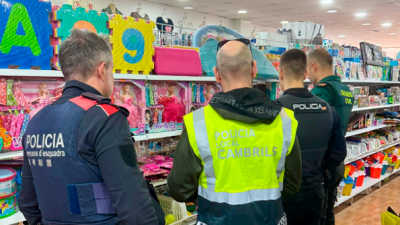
[0,0,53,69]
[109,15,155,75]
[52,5,109,70]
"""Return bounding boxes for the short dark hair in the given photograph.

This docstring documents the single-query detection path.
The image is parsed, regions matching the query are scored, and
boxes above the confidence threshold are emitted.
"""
[308,48,333,70]
[279,49,307,79]
[59,29,112,81]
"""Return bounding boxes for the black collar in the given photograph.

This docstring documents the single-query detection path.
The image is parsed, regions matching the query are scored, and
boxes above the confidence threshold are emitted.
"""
[55,80,103,104]
[283,88,314,98]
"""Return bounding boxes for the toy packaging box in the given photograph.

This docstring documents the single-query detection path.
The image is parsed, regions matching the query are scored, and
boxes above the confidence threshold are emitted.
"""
[112,81,146,135]
[189,82,221,112]
[144,81,188,133]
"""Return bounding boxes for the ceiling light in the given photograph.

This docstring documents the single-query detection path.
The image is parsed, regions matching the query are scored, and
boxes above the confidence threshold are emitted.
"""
[238,10,247,14]
[327,10,337,13]
[281,21,289,24]
[338,34,346,38]
[320,0,333,4]
[362,23,371,26]
[183,6,193,9]
[389,33,397,35]
[376,43,381,46]
[355,12,367,17]
[382,22,392,27]
[359,40,364,42]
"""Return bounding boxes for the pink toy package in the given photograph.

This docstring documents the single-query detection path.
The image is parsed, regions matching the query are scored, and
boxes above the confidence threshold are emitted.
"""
[153,47,202,76]
[189,82,221,112]
[145,81,188,133]
[112,80,146,135]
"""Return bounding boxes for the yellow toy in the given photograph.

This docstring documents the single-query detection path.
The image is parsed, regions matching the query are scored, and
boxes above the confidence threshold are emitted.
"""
[109,15,155,74]
[165,214,175,225]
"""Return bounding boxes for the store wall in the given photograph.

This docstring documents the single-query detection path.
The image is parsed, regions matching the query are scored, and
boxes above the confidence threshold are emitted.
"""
[48,0,276,37]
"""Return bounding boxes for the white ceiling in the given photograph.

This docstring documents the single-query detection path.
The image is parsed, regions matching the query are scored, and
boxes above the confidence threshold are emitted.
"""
[148,0,400,52]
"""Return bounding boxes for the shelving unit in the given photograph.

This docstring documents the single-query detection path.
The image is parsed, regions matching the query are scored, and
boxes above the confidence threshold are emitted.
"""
[0,151,23,160]
[336,168,400,207]
[134,130,183,141]
[345,124,390,137]
[352,103,400,112]
[345,140,400,164]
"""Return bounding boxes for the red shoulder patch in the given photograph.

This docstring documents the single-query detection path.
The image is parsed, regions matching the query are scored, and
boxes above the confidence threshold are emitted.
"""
[97,104,119,116]
[70,96,97,111]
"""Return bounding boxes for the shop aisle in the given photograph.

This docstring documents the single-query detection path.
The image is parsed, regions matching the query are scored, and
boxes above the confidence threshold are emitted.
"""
[336,175,400,225]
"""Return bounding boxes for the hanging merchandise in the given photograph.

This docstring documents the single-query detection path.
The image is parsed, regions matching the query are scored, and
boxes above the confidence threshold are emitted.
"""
[6,80,17,106]
[102,3,123,15]
[156,9,174,32]
[131,3,150,21]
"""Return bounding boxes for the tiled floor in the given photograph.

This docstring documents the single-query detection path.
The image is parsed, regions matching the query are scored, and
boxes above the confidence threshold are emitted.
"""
[336,175,400,225]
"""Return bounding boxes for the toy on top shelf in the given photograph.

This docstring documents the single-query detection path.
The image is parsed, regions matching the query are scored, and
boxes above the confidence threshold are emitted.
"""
[153,47,202,76]
[145,81,187,134]
[109,15,155,75]
[52,4,109,70]
[112,80,146,135]
[0,0,53,70]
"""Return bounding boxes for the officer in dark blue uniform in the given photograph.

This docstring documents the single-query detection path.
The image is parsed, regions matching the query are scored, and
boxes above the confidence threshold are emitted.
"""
[18,29,164,225]
[276,49,347,225]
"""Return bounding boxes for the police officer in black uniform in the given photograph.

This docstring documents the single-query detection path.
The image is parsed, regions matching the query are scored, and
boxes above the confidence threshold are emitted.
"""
[18,29,164,225]
[276,49,347,225]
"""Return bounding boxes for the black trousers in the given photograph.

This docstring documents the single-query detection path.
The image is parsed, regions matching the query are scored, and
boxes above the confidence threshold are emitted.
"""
[320,163,344,225]
[283,181,324,225]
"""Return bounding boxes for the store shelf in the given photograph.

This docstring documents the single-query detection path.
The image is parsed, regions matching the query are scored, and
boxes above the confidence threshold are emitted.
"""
[336,168,400,207]
[0,151,23,160]
[1,211,25,225]
[146,75,215,81]
[0,69,63,78]
[134,130,183,141]
[151,179,168,188]
[114,74,147,80]
[344,140,400,164]
[342,80,400,84]
[352,103,400,112]
[345,124,390,137]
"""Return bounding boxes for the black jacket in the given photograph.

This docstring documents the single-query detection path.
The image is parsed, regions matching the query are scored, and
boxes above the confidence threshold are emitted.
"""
[19,81,164,225]
[167,87,302,202]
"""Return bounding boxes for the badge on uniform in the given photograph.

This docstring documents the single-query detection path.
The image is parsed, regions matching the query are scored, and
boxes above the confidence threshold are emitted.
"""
[292,102,328,113]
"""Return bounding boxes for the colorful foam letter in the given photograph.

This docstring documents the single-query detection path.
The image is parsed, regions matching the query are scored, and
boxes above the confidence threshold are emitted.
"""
[0,0,53,69]
[109,15,155,74]
[52,5,109,69]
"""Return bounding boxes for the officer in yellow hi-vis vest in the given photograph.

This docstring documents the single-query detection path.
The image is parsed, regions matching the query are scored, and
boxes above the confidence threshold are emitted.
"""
[167,39,302,225]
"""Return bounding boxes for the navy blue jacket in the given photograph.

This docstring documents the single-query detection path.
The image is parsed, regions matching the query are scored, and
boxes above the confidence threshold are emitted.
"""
[19,81,163,225]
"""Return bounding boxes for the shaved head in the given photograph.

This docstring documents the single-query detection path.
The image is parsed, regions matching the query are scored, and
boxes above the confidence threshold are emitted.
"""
[216,41,253,84]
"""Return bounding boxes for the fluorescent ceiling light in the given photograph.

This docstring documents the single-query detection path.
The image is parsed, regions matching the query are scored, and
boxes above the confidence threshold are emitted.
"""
[238,10,247,14]
[359,40,364,42]
[376,43,381,46]
[362,23,371,26]
[382,22,392,27]
[320,0,333,4]
[355,12,367,17]
[327,10,337,13]
[281,21,289,24]
[338,34,346,38]
[389,33,397,35]
[183,6,193,9]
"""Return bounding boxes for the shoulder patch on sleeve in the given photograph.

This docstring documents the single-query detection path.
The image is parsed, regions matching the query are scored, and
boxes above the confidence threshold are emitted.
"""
[97,104,119,116]
[119,144,137,167]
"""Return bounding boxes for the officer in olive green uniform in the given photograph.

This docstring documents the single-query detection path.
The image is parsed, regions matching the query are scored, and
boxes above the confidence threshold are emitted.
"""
[308,49,354,225]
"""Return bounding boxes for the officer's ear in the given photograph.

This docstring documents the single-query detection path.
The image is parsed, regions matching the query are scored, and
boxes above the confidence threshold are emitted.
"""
[214,67,222,84]
[251,60,258,79]
[97,62,107,82]
[279,68,284,81]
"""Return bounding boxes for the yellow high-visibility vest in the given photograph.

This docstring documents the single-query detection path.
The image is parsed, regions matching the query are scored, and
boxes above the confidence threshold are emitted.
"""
[184,105,298,224]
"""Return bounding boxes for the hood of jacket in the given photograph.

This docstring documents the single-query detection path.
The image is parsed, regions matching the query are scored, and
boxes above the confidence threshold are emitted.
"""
[209,87,282,124]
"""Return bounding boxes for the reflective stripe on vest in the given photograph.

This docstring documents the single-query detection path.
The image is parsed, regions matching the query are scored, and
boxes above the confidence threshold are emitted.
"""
[186,106,297,205]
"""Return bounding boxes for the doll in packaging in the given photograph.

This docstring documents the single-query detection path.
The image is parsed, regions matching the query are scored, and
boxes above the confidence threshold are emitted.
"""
[189,82,221,112]
[112,81,145,134]
[29,83,59,119]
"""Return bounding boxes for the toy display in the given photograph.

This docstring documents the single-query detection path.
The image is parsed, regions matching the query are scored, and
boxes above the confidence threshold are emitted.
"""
[145,81,187,133]
[153,47,202,76]
[360,42,385,67]
[189,82,221,112]
[112,81,145,135]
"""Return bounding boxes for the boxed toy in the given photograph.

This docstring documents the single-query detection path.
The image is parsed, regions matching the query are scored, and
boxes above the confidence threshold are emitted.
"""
[189,82,221,112]
[112,81,146,135]
[145,81,188,133]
